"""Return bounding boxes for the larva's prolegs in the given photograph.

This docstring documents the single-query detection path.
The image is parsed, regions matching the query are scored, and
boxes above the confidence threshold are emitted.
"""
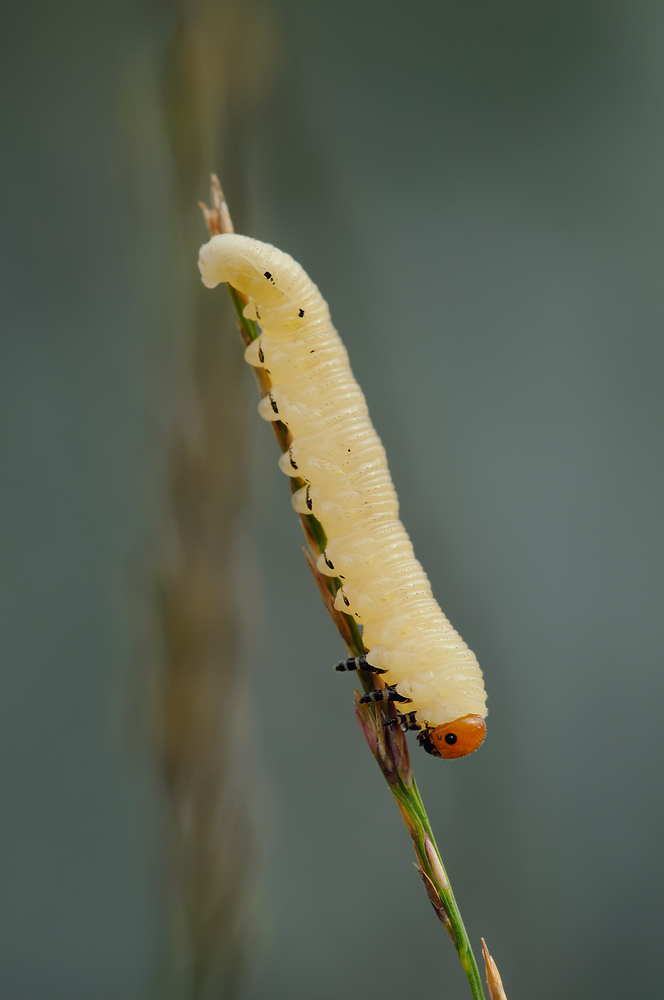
[199,233,488,757]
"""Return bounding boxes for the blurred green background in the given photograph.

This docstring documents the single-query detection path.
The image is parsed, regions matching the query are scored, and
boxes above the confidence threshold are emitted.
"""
[1,1,663,998]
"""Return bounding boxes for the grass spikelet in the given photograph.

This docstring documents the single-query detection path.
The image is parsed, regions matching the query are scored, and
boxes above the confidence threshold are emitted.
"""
[482,938,509,1000]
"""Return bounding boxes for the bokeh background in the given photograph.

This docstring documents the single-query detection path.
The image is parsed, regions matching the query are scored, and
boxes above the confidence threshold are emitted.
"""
[1,1,663,998]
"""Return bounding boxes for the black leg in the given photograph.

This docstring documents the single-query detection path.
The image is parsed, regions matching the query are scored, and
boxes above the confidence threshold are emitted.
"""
[334,654,385,675]
[359,684,411,705]
[384,711,421,732]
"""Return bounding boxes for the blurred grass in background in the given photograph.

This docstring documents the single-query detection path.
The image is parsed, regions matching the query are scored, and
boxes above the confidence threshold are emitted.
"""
[121,3,274,996]
[1,1,663,999]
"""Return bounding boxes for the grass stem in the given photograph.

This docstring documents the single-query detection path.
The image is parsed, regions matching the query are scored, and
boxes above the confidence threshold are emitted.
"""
[200,175,488,1000]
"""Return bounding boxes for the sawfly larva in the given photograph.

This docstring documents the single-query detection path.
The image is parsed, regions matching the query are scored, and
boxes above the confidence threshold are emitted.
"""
[199,234,487,758]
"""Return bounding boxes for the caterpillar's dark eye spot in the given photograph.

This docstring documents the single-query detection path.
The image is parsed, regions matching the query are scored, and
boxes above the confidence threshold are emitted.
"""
[264,271,271,279]
[298,308,305,317]
[269,392,278,413]
[324,553,334,569]
[445,733,457,745]
[342,593,350,607]
[258,346,264,363]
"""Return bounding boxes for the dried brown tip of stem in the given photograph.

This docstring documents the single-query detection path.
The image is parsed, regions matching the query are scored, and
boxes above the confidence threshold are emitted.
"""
[199,174,235,237]
[481,938,507,1000]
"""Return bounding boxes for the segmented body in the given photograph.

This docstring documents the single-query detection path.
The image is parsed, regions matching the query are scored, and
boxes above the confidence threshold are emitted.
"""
[199,234,487,736]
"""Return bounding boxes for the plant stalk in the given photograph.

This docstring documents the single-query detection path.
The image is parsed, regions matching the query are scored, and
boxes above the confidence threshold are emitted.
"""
[200,176,487,1000]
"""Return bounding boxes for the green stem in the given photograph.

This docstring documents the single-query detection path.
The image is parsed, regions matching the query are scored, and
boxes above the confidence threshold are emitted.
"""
[392,777,486,1000]
[227,284,258,341]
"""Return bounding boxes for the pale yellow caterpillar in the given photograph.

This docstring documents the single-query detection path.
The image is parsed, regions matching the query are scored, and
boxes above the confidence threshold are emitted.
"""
[199,234,487,758]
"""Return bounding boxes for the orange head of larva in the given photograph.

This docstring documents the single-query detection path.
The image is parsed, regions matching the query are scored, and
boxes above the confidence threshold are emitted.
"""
[418,715,486,759]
